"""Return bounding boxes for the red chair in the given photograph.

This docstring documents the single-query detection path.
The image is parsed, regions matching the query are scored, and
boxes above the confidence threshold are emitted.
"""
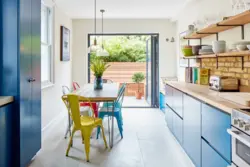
[72,82,98,117]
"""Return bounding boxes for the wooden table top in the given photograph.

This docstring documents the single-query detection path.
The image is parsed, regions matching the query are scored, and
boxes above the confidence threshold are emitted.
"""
[73,83,120,102]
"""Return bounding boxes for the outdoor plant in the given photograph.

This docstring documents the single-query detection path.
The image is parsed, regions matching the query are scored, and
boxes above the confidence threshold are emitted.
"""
[90,36,147,62]
[132,72,145,99]
[90,58,110,78]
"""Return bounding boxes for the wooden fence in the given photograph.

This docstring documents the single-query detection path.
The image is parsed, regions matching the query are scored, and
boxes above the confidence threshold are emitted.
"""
[90,62,146,96]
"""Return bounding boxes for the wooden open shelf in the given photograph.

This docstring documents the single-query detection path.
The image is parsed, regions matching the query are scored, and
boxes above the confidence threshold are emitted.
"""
[199,54,217,58]
[184,10,250,39]
[182,51,250,59]
[182,54,216,59]
[219,10,250,26]
[218,50,250,57]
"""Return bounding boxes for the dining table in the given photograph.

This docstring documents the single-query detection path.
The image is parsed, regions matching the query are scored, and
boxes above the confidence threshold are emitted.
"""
[73,83,120,148]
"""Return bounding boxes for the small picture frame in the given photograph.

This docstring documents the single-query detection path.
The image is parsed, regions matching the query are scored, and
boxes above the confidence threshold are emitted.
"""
[60,26,70,61]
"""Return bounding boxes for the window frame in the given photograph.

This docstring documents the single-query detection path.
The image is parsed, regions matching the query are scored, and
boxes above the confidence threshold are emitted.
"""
[41,2,54,89]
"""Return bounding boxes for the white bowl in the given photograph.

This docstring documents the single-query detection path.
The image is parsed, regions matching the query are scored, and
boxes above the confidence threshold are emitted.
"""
[236,44,247,51]
[212,40,226,45]
[213,47,226,54]
[202,45,212,49]
[247,45,250,50]
[233,41,250,45]
[212,41,226,54]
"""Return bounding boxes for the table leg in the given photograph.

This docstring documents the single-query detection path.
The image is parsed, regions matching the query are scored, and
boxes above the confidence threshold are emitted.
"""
[64,113,71,139]
[107,101,111,147]
[111,101,115,148]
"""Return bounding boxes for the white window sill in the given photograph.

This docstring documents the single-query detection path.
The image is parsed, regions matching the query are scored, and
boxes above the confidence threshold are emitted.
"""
[42,82,54,90]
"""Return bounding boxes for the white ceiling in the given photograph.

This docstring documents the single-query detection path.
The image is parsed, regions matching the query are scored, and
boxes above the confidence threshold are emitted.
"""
[53,0,192,19]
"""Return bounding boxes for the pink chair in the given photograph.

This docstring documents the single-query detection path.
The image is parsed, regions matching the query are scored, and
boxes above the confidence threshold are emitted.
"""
[72,82,98,117]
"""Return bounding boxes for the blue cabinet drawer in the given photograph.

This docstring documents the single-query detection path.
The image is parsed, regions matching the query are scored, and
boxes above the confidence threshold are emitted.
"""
[172,89,183,118]
[173,113,183,145]
[165,106,173,133]
[202,103,231,162]
[202,139,230,167]
[183,94,201,167]
[0,104,12,167]
[165,85,173,109]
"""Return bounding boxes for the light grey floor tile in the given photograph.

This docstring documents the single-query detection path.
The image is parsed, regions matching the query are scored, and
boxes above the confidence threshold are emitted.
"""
[29,108,194,167]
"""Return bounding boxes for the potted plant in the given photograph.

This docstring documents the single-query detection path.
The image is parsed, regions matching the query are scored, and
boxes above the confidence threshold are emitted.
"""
[90,58,110,90]
[132,72,145,99]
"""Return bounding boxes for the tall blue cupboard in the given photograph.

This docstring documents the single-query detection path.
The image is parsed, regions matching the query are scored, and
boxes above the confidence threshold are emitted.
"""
[0,0,41,166]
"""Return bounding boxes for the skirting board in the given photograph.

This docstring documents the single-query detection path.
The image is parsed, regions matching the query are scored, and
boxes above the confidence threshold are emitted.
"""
[42,111,67,140]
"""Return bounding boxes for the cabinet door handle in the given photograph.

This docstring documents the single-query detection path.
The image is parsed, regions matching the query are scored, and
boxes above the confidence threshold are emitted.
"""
[28,78,36,82]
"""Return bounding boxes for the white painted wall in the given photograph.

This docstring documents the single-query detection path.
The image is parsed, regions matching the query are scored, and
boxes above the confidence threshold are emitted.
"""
[41,6,73,130]
[176,0,250,80]
[72,19,177,85]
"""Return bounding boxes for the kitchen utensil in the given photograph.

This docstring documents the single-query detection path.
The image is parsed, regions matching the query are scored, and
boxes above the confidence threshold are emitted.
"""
[212,40,226,53]
[199,48,214,55]
[209,76,239,92]
[192,45,202,55]
[236,44,248,51]
[233,41,250,45]
[202,45,212,49]
[219,93,250,106]
[182,45,192,49]
[188,25,195,31]
[247,45,250,50]
[182,48,193,57]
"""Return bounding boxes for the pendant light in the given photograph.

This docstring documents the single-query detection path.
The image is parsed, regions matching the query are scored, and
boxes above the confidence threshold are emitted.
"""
[88,0,101,53]
[96,9,110,57]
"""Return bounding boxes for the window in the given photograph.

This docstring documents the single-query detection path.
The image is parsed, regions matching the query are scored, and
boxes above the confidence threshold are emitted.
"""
[41,3,53,88]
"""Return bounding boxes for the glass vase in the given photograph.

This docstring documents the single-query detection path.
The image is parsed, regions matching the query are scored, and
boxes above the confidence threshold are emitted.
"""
[94,76,103,90]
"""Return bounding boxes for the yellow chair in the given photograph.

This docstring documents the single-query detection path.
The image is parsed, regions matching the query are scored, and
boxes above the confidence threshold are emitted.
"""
[62,94,108,162]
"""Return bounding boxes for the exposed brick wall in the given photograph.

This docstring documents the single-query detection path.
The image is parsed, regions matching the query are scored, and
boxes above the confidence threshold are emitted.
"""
[197,56,250,86]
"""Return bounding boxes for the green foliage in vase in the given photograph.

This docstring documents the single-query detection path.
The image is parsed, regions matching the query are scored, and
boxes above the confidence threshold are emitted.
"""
[90,58,110,78]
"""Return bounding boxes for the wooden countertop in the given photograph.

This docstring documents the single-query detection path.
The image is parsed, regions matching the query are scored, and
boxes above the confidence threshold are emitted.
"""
[165,81,249,114]
[0,96,14,107]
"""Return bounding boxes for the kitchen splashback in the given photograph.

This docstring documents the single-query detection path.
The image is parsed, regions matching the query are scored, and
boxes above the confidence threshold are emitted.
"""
[196,56,250,91]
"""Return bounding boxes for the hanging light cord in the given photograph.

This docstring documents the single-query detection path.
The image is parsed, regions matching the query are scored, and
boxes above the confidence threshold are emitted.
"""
[101,10,104,49]
[94,0,97,45]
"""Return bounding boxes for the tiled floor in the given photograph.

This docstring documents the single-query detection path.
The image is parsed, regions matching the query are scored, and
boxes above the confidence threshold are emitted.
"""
[29,108,194,167]
[123,97,150,107]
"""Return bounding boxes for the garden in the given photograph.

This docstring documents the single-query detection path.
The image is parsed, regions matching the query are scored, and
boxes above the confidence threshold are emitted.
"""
[90,35,149,101]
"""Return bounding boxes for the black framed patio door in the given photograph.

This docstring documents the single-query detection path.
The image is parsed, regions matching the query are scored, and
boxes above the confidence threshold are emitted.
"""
[146,35,159,108]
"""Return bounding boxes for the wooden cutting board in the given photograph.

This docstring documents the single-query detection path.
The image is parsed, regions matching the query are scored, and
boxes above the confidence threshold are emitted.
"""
[219,93,250,107]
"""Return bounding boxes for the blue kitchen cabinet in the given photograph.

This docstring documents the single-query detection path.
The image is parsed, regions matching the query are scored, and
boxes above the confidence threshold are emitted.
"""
[183,94,201,167]
[202,103,231,162]
[0,104,13,167]
[165,85,173,109]
[172,89,183,118]
[173,113,183,145]
[165,106,173,133]
[160,92,165,112]
[0,0,41,166]
[202,139,230,167]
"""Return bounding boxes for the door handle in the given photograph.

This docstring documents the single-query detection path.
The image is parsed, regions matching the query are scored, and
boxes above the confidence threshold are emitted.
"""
[28,78,36,82]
